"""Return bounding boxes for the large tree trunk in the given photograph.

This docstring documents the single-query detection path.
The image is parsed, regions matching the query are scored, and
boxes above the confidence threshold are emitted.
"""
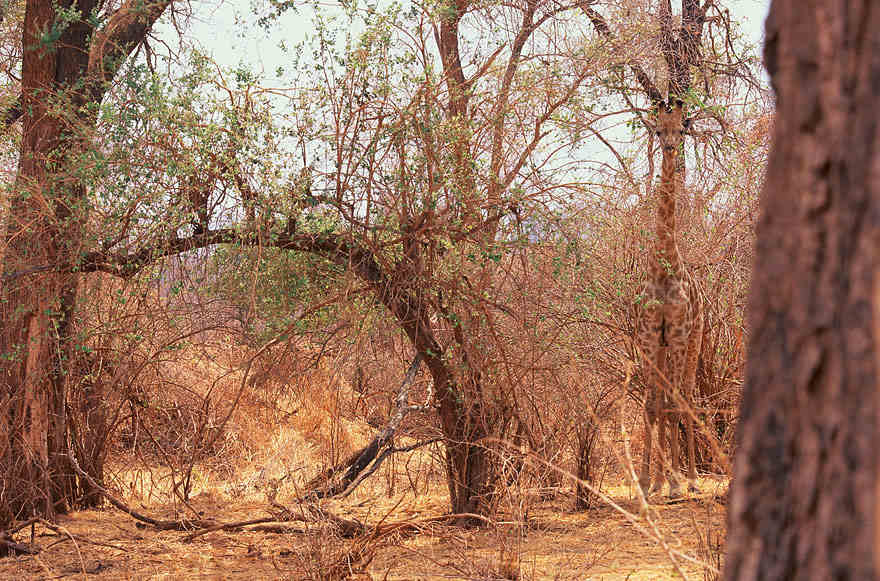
[438,380,493,522]
[0,0,170,530]
[0,0,87,525]
[359,245,497,523]
[724,2,880,578]
[574,420,599,511]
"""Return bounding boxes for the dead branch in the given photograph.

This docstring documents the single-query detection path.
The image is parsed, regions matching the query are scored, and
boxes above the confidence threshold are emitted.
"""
[183,516,288,542]
[304,354,431,499]
[68,449,367,544]
[66,453,217,531]
[0,518,128,559]
[338,438,442,500]
[38,520,129,553]
[0,531,39,556]
[184,502,365,543]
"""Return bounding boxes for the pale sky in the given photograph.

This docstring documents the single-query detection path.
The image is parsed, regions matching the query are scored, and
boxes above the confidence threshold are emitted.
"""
[175,0,772,79]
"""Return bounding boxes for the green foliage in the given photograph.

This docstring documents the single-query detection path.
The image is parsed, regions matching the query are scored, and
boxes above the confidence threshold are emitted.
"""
[205,246,349,343]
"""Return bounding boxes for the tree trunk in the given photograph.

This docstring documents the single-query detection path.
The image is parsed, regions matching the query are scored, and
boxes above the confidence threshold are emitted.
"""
[425,357,493,524]
[0,0,171,529]
[575,421,599,511]
[0,0,86,525]
[724,2,880,578]
[68,352,112,508]
[440,395,492,522]
[361,254,496,523]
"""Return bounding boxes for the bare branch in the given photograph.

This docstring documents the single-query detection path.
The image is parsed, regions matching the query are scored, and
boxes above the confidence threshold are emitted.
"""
[582,5,663,103]
[305,354,430,499]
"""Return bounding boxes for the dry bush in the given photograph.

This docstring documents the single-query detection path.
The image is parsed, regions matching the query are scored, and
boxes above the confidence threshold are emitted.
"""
[276,526,386,580]
[442,526,529,581]
[476,109,762,500]
[55,107,764,529]
[70,270,244,502]
[67,259,373,506]
[692,504,725,581]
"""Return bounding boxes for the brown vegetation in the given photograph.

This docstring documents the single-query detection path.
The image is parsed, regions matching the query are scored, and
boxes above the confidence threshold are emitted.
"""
[0,0,778,577]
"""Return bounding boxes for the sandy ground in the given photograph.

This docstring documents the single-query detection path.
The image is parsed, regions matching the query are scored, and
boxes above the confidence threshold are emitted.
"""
[0,478,726,580]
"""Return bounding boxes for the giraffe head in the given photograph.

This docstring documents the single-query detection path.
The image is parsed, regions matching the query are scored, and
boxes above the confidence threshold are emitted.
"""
[654,100,690,155]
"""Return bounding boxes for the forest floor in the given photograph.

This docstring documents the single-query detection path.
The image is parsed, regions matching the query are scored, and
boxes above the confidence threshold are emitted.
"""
[0,477,727,580]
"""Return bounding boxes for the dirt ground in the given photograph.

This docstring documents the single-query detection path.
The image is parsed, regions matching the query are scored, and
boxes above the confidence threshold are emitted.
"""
[0,477,726,580]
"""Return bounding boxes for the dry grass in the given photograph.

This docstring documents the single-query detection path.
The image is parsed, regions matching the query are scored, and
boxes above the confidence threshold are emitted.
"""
[0,472,727,580]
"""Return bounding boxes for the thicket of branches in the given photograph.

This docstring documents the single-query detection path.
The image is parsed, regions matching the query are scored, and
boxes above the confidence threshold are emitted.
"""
[0,0,767,540]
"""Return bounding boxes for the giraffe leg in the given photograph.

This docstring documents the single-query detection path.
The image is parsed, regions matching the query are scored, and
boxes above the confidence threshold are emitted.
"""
[636,302,663,497]
[666,347,690,498]
[640,397,655,496]
[642,370,667,496]
[685,412,699,493]
[663,287,692,499]
[650,343,668,495]
[684,302,705,494]
[651,397,666,495]
[667,413,683,498]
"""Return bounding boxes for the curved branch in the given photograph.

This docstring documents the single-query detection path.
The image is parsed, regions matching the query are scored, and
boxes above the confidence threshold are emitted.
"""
[7,211,455,411]
[88,0,173,87]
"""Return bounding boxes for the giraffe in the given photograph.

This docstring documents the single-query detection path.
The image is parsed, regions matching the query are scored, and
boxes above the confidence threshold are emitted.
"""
[635,99,704,498]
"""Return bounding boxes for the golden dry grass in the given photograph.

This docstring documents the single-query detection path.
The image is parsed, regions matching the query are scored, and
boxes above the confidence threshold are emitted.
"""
[0,474,727,580]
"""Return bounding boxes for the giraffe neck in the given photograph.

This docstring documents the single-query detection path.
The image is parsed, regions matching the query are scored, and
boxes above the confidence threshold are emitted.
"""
[653,147,683,280]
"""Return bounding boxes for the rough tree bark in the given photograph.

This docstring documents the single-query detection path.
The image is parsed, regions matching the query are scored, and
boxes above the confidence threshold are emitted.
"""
[724,2,880,578]
[0,0,171,528]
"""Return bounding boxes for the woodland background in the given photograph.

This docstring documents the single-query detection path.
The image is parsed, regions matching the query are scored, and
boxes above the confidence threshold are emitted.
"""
[0,0,777,578]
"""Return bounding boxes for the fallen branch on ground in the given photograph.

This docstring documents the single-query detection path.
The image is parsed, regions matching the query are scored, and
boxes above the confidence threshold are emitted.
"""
[183,504,365,542]
[66,450,367,542]
[66,453,219,531]
[0,531,39,556]
[0,518,40,557]
[0,518,128,559]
